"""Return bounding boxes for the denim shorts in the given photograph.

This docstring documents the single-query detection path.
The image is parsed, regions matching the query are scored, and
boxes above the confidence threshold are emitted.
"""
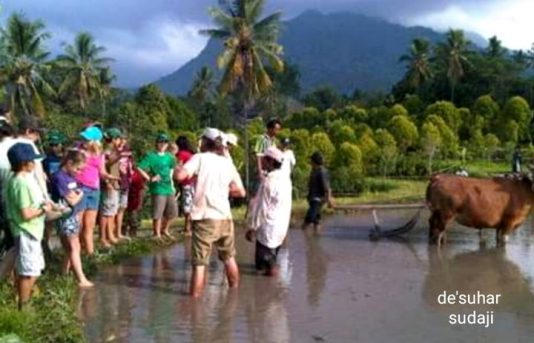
[80,186,100,211]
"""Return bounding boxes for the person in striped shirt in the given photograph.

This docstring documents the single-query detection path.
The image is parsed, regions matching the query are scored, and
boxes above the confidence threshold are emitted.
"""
[254,119,282,179]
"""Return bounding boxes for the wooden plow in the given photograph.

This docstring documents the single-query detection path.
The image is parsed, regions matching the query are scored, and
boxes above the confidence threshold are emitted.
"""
[334,203,427,240]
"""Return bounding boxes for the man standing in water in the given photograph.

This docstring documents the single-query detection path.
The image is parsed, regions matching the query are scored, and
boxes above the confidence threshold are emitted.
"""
[303,152,335,234]
[175,128,246,297]
[246,147,291,276]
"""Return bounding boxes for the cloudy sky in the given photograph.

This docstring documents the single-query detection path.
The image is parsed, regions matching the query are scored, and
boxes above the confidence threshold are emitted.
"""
[1,0,529,87]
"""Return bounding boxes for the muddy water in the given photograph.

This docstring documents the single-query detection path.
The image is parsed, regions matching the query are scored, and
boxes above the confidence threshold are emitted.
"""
[80,211,534,342]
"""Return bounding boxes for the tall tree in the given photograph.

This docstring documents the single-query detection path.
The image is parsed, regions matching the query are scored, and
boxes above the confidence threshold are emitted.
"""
[1,12,55,118]
[201,0,284,99]
[202,0,284,189]
[437,29,471,103]
[56,32,113,110]
[399,38,433,92]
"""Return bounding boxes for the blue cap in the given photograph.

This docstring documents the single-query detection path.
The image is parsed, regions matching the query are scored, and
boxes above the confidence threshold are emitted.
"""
[7,143,43,166]
[80,126,103,141]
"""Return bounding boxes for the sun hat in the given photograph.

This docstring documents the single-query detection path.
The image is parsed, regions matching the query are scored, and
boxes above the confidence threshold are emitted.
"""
[80,126,103,141]
[7,143,44,166]
[264,147,284,163]
[202,128,221,141]
[281,137,291,146]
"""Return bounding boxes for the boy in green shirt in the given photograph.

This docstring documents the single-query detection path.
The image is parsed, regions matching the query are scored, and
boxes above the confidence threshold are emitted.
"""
[137,133,178,239]
[5,143,53,309]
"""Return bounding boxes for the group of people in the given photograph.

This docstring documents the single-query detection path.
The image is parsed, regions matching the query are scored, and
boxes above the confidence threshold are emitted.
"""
[0,111,335,307]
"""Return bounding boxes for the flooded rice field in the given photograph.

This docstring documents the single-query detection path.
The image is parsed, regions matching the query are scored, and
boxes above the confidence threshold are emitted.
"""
[80,210,534,342]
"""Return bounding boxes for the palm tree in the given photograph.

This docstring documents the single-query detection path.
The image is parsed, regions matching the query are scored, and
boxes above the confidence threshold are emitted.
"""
[399,38,433,92]
[56,32,113,110]
[189,66,215,103]
[201,0,284,190]
[437,29,471,103]
[1,13,55,118]
[201,0,284,99]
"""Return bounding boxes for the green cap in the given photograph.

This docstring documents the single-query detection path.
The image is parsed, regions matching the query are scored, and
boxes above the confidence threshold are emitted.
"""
[46,130,66,145]
[105,128,123,139]
[156,133,169,142]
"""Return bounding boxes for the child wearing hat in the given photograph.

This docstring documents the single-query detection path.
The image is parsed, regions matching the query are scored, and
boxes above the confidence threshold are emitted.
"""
[137,133,178,239]
[76,126,119,254]
[5,143,54,309]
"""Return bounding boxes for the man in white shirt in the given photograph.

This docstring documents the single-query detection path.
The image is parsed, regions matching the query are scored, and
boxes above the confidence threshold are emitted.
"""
[175,128,246,297]
[246,147,292,276]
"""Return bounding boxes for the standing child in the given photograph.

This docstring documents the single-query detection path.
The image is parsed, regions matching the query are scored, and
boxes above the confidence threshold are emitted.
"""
[125,168,146,237]
[175,135,196,236]
[51,149,93,288]
[5,143,53,309]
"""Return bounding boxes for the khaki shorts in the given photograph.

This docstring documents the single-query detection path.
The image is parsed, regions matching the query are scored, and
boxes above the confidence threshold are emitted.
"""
[16,231,45,277]
[152,195,178,220]
[192,219,235,266]
[101,189,119,217]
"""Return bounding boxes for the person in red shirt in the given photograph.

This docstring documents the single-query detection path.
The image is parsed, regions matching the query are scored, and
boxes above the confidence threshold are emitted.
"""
[175,136,196,236]
[125,168,146,237]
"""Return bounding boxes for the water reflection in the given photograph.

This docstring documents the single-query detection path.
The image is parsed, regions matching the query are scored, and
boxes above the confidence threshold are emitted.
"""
[423,246,534,317]
[79,212,534,342]
[304,234,328,308]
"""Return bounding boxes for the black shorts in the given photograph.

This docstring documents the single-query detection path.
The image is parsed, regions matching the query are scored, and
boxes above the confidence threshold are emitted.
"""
[255,241,280,271]
[304,199,323,225]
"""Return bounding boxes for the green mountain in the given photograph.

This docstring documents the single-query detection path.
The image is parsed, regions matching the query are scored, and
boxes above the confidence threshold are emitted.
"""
[155,10,485,95]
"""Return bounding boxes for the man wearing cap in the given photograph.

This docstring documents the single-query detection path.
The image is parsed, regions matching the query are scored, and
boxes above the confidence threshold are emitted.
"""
[175,128,246,297]
[5,143,54,309]
[303,151,335,233]
[246,146,292,276]
[138,133,178,239]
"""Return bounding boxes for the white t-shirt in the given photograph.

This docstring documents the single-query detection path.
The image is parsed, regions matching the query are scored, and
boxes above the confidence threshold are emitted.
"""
[183,152,244,220]
[248,168,292,248]
[281,149,296,179]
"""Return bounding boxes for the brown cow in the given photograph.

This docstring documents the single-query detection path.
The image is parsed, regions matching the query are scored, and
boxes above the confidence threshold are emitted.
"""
[426,174,534,246]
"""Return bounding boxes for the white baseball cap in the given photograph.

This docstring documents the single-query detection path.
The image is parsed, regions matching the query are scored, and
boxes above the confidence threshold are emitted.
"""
[264,146,284,163]
[223,132,238,147]
[202,127,221,141]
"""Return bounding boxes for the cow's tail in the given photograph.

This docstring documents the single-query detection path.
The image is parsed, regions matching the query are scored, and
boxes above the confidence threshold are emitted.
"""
[425,173,442,209]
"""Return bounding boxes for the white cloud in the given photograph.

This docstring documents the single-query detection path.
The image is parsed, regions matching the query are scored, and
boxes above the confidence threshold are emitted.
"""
[88,18,208,87]
[405,0,534,50]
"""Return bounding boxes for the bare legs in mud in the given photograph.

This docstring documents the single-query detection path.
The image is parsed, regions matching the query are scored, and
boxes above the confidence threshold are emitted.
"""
[189,257,239,298]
